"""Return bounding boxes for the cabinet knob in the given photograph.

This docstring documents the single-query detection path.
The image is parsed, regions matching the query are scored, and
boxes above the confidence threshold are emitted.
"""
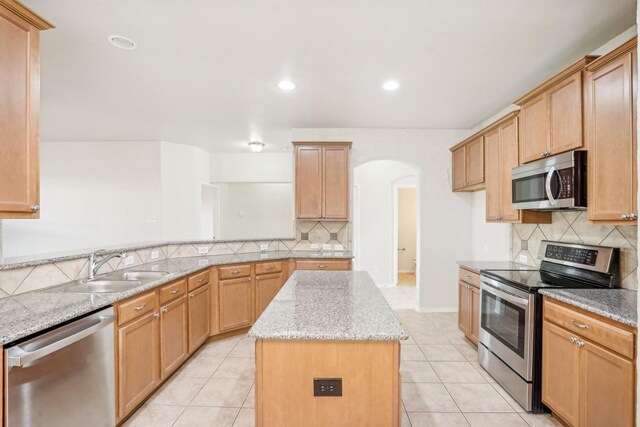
[622,214,629,220]
[319,264,327,268]
[161,307,168,313]
[30,204,40,212]
[189,292,195,298]
[153,313,160,318]
[171,289,180,295]
[576,339,585,347]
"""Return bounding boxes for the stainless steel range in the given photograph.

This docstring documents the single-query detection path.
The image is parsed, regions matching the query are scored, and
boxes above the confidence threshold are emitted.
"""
[478,241,619,412]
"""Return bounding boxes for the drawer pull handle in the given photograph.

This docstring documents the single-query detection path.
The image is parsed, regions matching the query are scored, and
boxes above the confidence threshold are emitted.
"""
[133,304,147,311]
[319,265,327,268]
[571,320,589,329]
[189,292,195,298]
[161,307,168,313]
[198,278,203,282]
[466,275,472,280]
[231,270,240,275]
[171,289,180,294]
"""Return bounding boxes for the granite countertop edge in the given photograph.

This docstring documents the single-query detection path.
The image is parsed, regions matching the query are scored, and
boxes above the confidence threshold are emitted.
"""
[539,288,637,328]
[0,251,353,346]
[457,260,535,274]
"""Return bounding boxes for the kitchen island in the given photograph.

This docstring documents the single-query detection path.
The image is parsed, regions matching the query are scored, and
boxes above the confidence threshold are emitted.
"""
[248,270,408,427]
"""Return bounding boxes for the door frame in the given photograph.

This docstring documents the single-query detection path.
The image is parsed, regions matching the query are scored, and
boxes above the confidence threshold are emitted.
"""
[392,178,417,287]
[200,183,220,239]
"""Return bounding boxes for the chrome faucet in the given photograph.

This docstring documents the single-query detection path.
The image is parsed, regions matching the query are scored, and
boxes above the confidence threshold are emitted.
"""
[88,250,127,279]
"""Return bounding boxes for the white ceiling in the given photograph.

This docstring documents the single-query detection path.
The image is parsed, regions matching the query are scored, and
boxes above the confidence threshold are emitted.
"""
[25,0,636,152]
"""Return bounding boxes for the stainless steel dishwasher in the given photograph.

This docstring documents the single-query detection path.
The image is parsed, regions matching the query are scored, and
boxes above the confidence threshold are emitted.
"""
[5,307,115,427]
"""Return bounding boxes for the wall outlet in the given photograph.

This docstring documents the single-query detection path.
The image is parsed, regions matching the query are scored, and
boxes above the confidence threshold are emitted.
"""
[150,250,159,260]
[124,256,135,266]
[198,246,209,255]
[310,243,319,250]
[334,244,344,251]
[518,253,529,264]
[260,244,269,251]
[322,244,332,251]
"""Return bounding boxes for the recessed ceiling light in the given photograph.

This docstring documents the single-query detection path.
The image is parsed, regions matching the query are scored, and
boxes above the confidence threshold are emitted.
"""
[248,141,265,152]
[278,81,296,91]
[382,80,400,91]
[108,35,137,50]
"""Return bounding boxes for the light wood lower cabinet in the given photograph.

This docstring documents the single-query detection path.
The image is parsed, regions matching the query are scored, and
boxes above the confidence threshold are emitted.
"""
[542,298,636,427]
[219,276,254,332]
[117,311,161,420]
[256,272,284,316]
[457,282,471,336]
[188,283,211,353]
[160,296,188,379]
[457,268,479,346]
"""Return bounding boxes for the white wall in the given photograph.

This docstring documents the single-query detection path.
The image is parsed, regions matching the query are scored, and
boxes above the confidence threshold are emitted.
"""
[354,161,418,286]
[293,128,471,312]
[210,153,293,183]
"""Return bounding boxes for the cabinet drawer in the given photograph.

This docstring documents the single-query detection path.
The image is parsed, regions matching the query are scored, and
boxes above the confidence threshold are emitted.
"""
[219,264,252,280]
[544,299,634,359]
[295,260,351,271]
[188,270,210,291]
[255,261,283,275]
[459,268,480,288]
[118,291,158,326]
[159,279,187,305]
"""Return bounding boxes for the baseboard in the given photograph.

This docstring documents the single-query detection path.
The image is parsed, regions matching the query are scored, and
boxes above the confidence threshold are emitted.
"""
[415,306,458,313]
[376,283,396,288]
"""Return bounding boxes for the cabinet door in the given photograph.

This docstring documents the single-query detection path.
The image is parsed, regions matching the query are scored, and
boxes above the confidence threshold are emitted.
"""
[323,145,349,219]
[451,147,466,190]
[188,284,211,353]
[484,128,501,221]
[458,283,470,336]
[548,72,583,155]
[469,286,480,346]
[219,277,254,332]
[296,145,323,219]
[0,9,41,217]
[541,321,580,426]
[519,94,549,163]
[160,296,188,379]
[581,339,634,427]
[256,272,284,316]
[499,117,520,222]
[465,137,484,186]
[118,312,160,419]
[586,52,637,222]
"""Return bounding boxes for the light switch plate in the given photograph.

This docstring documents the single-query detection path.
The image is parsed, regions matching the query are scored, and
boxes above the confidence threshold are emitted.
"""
[198,246,209,255]
[518,253,528,264]
[322,244,332,251]
[150,250,159,260]
[310,243,319,250]
[334,244,344,251]
[260,244,269,251]
[124,256,135,266]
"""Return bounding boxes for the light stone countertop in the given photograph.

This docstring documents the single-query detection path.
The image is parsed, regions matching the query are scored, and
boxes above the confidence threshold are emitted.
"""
[539,288,637,328]
[0,251,353,345]
[457,261,536,274]
[248,270,409,341]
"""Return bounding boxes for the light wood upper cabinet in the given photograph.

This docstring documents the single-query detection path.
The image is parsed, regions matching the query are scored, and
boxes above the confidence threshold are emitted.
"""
[294,142,351,220]
[160,295,188,379]
[188,283,211,353]
[515,56,597,164]
[450,136,484,191]
[585,38,637,224]
[219,276,254,332]
[0,2,52,219]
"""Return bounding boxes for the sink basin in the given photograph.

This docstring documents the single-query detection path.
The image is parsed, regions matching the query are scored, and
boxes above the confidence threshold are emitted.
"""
[62,280,143,294]
[119,271,170,281]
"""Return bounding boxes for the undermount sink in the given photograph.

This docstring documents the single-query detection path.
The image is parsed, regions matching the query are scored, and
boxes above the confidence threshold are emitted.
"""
[61,280,143,294]
[118,271,170,281]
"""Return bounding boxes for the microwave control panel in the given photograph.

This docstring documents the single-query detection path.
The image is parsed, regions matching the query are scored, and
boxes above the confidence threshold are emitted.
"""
[557,168,573,199]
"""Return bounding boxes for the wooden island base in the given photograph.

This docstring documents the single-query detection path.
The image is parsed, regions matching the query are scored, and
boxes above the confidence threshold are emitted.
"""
[255,339,401,427]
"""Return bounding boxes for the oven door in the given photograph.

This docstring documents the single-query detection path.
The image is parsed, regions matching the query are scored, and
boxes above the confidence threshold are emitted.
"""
[479,276,535,381]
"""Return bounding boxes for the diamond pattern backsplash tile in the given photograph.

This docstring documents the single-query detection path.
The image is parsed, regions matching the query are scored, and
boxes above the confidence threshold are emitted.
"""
[511,212,638,290]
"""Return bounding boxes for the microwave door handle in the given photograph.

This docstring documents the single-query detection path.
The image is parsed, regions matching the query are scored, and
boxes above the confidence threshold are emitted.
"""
[545,166,558,205]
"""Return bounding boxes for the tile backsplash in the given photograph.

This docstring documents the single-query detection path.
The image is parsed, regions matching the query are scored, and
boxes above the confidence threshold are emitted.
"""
[511,211,638,290]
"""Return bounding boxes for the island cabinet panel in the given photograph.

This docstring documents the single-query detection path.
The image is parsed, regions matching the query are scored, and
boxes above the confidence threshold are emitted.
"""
[160,295,188,379]
[187,283,211,353]
[0,4,52,219]
[255,339,401,427]
[585,38,637,224]
[117,311,161,420]
[219,276,254,332]
[256,272,284,317]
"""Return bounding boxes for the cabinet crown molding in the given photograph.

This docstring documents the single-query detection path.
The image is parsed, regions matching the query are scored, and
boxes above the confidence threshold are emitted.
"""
[514,55,599,106]
[450,110,520,152]
[586,37,638,72]
[292,141,352,148]
[0,0,54,29]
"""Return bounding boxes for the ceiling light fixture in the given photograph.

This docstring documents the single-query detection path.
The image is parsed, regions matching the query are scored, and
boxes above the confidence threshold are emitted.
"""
[278,81,296,91]
[108,35,137,50]
[248,141,265,152]
[382,80,400,91]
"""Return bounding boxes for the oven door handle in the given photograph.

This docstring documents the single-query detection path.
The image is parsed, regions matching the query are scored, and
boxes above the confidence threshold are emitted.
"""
[545,166,559,206]
[482,282,530,307]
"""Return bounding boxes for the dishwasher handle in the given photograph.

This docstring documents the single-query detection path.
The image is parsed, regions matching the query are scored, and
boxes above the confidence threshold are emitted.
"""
[7,313,114,367]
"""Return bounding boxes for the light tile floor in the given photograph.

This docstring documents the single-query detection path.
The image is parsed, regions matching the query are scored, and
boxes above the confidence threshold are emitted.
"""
[124,289,562,427]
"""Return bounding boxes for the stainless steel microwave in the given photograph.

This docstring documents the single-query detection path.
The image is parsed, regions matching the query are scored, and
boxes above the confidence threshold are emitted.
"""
[511,151,587,210]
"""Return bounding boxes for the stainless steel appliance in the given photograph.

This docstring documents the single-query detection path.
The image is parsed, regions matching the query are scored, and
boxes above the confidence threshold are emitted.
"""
[511,150,587,210]
[478,241,619,412]
[5,307,115,426]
